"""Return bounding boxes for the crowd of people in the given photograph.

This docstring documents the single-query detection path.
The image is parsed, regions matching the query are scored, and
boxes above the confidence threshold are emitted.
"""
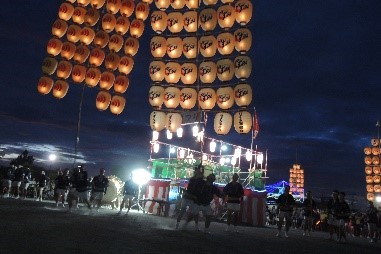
[266,189,381,244]
[1,165,380,243]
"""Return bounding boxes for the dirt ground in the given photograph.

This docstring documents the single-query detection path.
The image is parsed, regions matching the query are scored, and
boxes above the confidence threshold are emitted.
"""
[0,198,379,254]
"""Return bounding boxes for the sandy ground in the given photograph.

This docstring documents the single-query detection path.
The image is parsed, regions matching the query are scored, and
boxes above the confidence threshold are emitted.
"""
[0,198,379,254]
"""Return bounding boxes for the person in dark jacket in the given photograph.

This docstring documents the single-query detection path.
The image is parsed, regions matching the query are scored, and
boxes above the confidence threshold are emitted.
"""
[11,166,24,198]
[1,167,13,198]
[35,171,48,201]
[91,168,109,212]
[302,191,317,236]
[68,165,91,212]
[54,169,69,207]
[364,201,379,243]
[118,173,138,215]
[333,192,350,243]
[223,173,244,232]
[275,185,295,237]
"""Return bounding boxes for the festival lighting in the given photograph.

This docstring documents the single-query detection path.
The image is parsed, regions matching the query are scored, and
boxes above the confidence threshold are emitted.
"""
[176,127,183,138]
[245,150,252,161]
[257,153,264,164]
[152,130,159,141]
[210,140,216,153]
[153,142,160,153]
[166,130,172,140]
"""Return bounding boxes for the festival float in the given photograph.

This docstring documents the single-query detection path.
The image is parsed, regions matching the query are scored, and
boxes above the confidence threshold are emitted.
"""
[38,0,267,226]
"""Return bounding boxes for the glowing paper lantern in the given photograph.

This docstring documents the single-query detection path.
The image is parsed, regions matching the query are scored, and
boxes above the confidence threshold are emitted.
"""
[185,0,200,9]
[365,166,373,175]
[234,28,252,53]
[180,63,197,85]
[198,88,216,110]
[150,10,168,34]
[150,111,166,131]
[37,76,54,95]
[102,13,117,33]
[115,16,130,35]
[183,11,198,33]
[149,86,165,108]
[180,88,197,109]
[71,64,87,83]
[182,37,197,59]
[73,45,90,64]
[93,30,109,48]
[199,35,217,58]
[130,19,145,38]
[199,8,217,31]
[217,32,235,55]
[52,19,68,38]
[365,156,372,165]
[135,2,150,21]
[171,0,185,9]
[216,86,234,109]
[150,36,167,58]
[72,7,86,24]
[366,176,374,184]
[84,8,100,26]
[100,71,115,90]
[166,113,182,132]
[217,58,235,81]
[108,34,124,52]
[56,61,73,79]
[372,147,380,155]
[163,86,181,109]
[60,42,76,60]
[234,55,252,79]
[89,48,105,66]
[85,68,101,87]
[106,0,122,14]
[166,37,183,59]
[59,3,75,21]
[96,91,111,111]
[47,38,63,56]
[110,95,126,115]
[77,0,91,6]
[66,25,81,43]
[155,0,170,10]
[214,112,232,135]
[374,166,381,174]
[90,0,106,9]
[203,0,217,5]
[149,61,165,82]
[235,0,253,25]
[104,52,120,71]
[167,12,183,33]
[164,62,181,83]
[375,185,381,192]
[217,4,236,29]
[114,75,129,93]
[120,0,135,17]
[234,111,252,134]
[124,37,139,56]
[79,27,95,45]
[371,138,380,146]
[42,57,58,75]
[118,56,134,75]
[374,175,381,184]
[199,61,217,84]
[367,191,374,199]
[221,0,234,3]
[372,156,380,165]
[52,80,69,99]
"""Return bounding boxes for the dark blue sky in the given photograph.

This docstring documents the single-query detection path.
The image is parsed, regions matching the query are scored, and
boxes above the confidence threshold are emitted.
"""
[0,1,380,196]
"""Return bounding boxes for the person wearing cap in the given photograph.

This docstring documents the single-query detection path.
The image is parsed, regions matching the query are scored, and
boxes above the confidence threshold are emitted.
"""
[302,190,317,236]
[176,165,204,230]
[54,169,69,207]
[91,168,109,212]
[326,190,339,240]
[223,173,244,232]
[333,192,350,243]
[275,185,295,237]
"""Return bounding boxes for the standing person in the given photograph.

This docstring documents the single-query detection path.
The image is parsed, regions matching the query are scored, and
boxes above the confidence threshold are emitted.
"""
[35,171,48,201]
[364,201,378,243]
[118,173,138,215]
[20,167,32,199]
[196,174,222,234]
[11,166,23,199]
[302,191,317,236]
[275,185,295,237]
[223,173,244,232]
[68,165,91,212]
[176,165,204,230]
[333,192,350,243]
[54,169,69,207]
[326,190,339,240]
[1,167,13,198]
[91,168,109,212]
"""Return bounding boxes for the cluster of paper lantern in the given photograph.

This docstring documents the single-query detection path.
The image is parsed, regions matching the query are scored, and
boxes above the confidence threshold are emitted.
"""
[289,164,304,195]
[38,0,150,115]
[364,138,381,201]
[148,0,254,136]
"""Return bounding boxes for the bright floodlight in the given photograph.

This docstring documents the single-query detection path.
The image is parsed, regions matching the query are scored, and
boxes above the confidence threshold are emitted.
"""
[132,168,151,186]
[49,154,57,161]
[210,140,216,152]
[221,144,228,151]
[152,131,159,141]
[176,127,183,138]
[376,196,381,203]
[257,153,264,164]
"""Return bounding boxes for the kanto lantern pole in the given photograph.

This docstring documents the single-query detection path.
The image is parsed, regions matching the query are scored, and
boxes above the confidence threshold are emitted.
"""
[73,84,86,168]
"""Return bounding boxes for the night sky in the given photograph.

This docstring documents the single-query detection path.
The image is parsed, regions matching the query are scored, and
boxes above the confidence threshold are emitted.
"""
[0,0,380,197]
